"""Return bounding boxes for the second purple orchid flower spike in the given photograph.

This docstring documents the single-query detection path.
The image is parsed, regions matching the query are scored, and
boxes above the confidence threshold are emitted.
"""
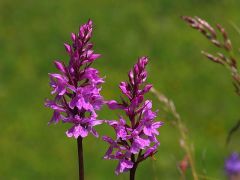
[103,57,163,180]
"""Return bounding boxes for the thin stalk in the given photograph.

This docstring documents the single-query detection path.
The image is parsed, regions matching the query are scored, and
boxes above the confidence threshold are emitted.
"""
[77,137,84,180]
[230,21,240,36]
[130,163,138,180]
[151,88,198,180]
[178,123,198,180]
[197,174,220,180]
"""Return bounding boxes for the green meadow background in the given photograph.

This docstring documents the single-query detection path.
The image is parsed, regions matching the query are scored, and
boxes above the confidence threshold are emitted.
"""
[1,0,240,179]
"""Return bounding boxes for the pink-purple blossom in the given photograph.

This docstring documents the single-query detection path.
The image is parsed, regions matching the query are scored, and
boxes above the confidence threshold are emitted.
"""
[225,152,240,178]
[45,20,104,139]
[103,57,163,175]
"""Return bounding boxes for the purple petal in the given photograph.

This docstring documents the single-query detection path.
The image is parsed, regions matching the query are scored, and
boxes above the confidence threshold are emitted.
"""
[103,146,114,159]
[69,96,79,109]
[81,68,104,84]
[45,100,66,112]
[90,120,103,126]
[144,143,159,158]
[71,33,76,41]
[119,82,131,98]
[141,84,152,95]
[102,136,115,144]
[66,124,88,139]
[48,111,61,125]
[225,152,240,175]
[90,127,99,138]
[143,125,152,136]
[106,100,125,110]
[115,159,134,175]
[64,43,72,54]
[54,61,66,74]
[131,136,150,154]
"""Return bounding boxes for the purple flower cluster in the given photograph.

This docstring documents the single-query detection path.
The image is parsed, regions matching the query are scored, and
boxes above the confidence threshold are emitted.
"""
[45,20,104,139]
[103,57,163,175]
[225,152,240,177]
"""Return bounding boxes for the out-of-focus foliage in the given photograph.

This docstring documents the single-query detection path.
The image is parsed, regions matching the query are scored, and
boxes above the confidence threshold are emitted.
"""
[0,0,240,179]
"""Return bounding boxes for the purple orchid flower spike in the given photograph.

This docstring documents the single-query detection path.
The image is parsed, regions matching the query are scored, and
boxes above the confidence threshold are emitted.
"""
[45,19,104,180]
[225,152,240,180]
[103,57,163,179]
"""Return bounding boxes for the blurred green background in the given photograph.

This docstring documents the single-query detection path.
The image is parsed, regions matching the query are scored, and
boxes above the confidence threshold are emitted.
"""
[1,0,240,179]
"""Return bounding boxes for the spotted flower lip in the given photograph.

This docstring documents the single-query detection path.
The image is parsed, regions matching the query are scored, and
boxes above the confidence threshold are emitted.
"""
[45,19,104,139]
[225,152,240,176]
[103,57,163,175]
